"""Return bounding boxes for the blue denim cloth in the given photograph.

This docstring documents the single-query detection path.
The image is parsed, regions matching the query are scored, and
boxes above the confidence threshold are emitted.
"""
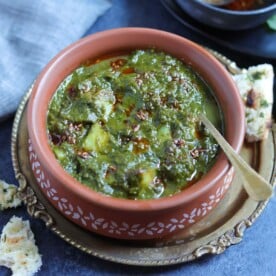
[0,0,111,120]
[0,0,275,275]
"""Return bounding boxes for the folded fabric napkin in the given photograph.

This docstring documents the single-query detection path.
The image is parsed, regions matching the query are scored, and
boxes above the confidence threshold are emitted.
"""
[0,0,111,121]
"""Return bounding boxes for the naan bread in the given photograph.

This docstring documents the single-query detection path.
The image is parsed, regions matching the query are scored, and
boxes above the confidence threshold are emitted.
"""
[233,64,274,142]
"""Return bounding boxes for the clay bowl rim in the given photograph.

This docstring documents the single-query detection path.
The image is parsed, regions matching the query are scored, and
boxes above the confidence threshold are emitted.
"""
[27,27,245,212]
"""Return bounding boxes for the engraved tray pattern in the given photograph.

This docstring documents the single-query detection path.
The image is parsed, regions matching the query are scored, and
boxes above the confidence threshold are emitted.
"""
[11,50,276,266]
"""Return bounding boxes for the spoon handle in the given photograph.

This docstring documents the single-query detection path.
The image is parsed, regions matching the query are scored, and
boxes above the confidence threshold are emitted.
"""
[199,114,273,201]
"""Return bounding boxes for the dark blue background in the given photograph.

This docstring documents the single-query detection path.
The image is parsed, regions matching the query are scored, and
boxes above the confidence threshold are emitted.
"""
[1,0,275,275]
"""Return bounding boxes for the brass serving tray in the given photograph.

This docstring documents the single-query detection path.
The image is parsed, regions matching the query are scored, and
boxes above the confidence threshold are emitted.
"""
[11,51,275,266]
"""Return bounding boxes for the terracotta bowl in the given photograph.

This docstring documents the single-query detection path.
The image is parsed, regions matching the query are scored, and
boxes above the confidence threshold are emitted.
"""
[27,28,245,240]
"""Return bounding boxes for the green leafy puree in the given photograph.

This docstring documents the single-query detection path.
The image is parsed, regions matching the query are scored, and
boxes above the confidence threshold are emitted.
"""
[47,49,222,199]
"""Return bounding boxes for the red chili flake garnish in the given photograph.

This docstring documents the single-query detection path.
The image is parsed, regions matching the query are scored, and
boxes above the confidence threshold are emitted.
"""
[122,67,135,74]
[224,0,256,11]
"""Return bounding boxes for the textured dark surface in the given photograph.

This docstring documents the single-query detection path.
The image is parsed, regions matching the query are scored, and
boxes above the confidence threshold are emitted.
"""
[1,0,276,275]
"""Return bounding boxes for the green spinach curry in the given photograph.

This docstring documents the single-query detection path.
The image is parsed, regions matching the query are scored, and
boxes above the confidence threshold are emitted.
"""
[47,49,222,199]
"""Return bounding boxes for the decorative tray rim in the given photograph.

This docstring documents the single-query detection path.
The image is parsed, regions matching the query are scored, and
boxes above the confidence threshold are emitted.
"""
[10,49,276,266]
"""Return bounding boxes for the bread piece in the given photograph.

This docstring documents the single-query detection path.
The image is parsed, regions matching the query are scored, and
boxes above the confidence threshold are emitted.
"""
[232,64,274,142]
[0,216,42,276]
[0,180,21,211]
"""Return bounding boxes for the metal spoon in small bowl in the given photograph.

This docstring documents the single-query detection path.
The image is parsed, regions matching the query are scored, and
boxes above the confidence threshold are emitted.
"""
[200,0,235,6]
[199,114,273,201]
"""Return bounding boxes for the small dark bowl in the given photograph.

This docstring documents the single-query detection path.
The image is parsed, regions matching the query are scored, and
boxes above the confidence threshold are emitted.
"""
[176,0,276,30]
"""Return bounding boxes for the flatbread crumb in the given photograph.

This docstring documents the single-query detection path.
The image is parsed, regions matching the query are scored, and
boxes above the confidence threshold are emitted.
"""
[0,216,42,276]
[0,180,21,211]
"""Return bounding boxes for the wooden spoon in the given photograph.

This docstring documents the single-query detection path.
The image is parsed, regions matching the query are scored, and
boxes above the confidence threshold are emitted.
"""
[199,114,273,201]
